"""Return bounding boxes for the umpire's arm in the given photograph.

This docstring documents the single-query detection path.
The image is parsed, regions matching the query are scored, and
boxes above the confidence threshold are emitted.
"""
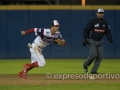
[105,22,113,43]
[83,19,93,40]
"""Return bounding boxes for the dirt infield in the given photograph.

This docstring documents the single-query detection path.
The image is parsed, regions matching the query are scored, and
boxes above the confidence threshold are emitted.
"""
[0,74,120,86]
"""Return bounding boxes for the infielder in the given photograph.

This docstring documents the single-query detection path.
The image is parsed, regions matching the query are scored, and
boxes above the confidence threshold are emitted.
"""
[82,8,113,74]
[18,20,66,80]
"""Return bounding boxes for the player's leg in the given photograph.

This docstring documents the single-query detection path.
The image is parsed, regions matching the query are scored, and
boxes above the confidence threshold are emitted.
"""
[91,44,103,73]
[31,46,46,67]
[22,45,46,73]
[83,40,97,72]
[18,43,45,79]
[18,62,36,80]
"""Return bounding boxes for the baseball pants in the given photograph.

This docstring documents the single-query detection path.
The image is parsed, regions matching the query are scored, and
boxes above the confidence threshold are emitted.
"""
[83,39,103,73]
[30,43,46,67]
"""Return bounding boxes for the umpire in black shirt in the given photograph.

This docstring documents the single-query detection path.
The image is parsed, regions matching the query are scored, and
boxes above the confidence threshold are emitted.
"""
[83,8,113,74]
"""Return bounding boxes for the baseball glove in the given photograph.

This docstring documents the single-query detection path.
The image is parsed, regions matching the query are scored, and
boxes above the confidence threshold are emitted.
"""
[54,38,66,46]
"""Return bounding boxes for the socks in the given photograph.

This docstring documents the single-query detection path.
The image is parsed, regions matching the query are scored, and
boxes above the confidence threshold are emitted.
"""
[24,62,39,72]
[32,62,39,67]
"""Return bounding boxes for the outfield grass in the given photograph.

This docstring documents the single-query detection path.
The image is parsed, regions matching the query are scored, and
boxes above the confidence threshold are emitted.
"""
[0,59,120,74]
[0,59,120,90]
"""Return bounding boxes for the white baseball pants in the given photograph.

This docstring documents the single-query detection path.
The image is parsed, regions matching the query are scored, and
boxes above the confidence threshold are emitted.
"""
[30,43,46,67]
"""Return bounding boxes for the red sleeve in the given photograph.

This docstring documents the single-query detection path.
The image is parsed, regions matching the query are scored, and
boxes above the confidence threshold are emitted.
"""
[25,28,35,34]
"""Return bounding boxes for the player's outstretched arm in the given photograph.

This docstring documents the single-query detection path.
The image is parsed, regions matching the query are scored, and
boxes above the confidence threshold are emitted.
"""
[21,28,37,35]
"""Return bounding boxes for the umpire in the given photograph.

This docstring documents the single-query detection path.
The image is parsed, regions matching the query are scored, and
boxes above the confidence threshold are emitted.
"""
[82,8,113,74]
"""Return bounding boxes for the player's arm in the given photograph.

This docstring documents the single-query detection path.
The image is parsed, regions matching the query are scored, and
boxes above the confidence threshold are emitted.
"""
[105,22,113,43]
[83,19,93,46]
[83,19,93,40]
[21,28,38,35]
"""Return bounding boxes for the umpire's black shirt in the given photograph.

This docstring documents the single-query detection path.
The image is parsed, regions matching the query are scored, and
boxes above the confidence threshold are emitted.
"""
[83,17,112,41]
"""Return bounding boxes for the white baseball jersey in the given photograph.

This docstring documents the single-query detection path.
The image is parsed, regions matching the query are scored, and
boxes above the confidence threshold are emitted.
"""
[27,28,64,67]
[33,28,63,49]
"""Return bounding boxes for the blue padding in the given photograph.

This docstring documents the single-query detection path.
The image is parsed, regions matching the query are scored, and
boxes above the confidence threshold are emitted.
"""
[0,11,8,58]
[0,10,119,58]
[8,10,30,58]
[72,10,93,58]
[115,10,120,58]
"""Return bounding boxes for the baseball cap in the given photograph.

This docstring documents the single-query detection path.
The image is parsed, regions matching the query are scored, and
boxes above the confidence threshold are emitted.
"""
[51,20,60,26]
[97,8,104,13]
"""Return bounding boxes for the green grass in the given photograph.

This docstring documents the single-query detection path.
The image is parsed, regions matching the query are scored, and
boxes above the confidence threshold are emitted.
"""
[0,59,120,90]
[0,59,120,74]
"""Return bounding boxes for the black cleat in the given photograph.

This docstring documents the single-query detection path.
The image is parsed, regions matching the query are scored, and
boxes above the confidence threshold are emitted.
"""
[91,72,99,74]
[83,64,88,73]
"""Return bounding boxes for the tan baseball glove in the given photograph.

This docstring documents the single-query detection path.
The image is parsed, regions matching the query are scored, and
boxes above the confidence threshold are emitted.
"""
[54,38,66,46]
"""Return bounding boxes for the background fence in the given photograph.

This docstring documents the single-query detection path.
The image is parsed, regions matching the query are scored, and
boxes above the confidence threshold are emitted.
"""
[0,5,120,58]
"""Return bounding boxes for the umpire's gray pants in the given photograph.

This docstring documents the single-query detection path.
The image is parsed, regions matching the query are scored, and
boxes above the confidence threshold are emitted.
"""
[84,39,103,73]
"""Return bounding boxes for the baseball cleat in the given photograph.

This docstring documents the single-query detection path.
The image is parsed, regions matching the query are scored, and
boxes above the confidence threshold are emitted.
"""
[18,63,29,80]
[18,71,27,80]
[91,72,99,74]
[82,63,88,73]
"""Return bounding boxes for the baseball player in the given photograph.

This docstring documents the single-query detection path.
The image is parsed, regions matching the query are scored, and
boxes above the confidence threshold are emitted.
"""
[82,8,113,74]
[18,20,66,80]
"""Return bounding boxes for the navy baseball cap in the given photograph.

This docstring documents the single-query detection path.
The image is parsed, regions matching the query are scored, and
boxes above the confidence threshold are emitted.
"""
[51,20,60,26]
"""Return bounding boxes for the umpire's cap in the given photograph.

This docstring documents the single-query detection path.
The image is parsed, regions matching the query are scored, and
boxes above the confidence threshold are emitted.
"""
[97,8,104,13]
[51,20,60,26]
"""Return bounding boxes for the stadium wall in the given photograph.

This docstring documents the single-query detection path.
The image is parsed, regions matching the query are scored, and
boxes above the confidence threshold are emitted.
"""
[0,5,120,58]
